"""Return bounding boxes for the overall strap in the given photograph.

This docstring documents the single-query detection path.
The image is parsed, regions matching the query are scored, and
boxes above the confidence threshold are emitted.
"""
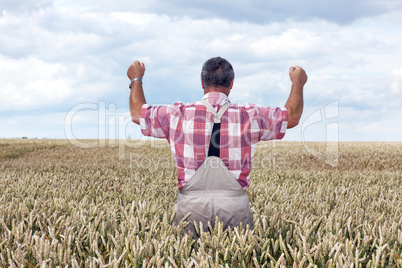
[201,100,231,123]
[201,100,231,157]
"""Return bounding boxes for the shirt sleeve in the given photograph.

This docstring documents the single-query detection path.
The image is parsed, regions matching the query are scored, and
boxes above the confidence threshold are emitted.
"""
[139,104,171,139]
[257,106,288,141]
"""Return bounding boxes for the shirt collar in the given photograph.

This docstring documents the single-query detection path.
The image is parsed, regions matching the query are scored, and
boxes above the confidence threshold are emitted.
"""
[201,92,230,105]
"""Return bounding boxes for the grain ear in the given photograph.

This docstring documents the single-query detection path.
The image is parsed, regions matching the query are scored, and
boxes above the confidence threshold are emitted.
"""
[0,140,400,267]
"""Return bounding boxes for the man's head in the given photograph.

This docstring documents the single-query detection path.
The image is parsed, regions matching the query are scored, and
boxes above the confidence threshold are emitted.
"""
[201,57,235,95]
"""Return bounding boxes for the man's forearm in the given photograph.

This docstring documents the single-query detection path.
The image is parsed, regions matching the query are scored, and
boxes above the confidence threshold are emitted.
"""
[129,81,146,125]
[285,66,307,129]
[127,60,146,125]
[285,83,304,129]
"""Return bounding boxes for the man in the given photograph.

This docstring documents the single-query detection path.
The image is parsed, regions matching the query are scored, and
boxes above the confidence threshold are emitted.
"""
[127,57,307,238]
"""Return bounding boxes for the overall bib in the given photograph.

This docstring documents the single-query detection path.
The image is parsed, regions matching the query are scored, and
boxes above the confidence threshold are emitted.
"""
[173,100,254,239]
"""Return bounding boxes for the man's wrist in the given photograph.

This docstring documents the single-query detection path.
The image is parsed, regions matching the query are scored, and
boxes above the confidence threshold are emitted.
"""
[129,77,143,89]
[292,82,304,90]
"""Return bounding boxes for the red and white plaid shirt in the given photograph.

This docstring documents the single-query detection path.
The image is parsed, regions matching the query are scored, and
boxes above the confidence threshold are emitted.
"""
[140,92,288,190]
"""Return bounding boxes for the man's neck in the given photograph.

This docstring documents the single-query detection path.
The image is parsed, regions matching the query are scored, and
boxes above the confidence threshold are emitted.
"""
[204,87,230,96]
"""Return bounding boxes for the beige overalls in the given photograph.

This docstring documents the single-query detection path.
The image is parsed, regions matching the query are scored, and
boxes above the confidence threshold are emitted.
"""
[173,100,254,239]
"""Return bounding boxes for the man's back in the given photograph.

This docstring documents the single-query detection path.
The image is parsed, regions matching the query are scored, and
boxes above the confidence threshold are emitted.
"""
[140,91,288,190]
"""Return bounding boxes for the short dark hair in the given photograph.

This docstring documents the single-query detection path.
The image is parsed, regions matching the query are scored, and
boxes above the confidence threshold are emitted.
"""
[201,57,234,89]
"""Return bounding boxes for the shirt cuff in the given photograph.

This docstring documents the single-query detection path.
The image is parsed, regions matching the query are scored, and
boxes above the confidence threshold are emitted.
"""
[276,107,288,139]
[139,104,150,136]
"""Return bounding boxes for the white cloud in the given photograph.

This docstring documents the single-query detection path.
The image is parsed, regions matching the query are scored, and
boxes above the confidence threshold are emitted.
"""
[0,54,117,112]
[391,68,402,94]
[0,1,401,140]
[57,0,402,24]
[1,0,53,13]
[337,106,402,141]
[0,112,67,138]
[0,55,71,111]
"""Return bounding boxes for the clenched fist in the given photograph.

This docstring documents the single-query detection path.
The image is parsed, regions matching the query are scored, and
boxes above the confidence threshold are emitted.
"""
[289,66,307,87]
[127,60,145,80]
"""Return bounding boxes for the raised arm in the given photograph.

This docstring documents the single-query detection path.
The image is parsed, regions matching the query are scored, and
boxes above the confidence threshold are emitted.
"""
[127,61,146,125]
[284,66,307,129]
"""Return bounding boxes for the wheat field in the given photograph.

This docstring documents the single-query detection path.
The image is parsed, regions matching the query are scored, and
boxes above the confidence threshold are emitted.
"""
[0,139,401,267]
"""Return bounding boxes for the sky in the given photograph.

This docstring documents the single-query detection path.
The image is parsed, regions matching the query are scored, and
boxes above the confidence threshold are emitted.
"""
[1,0,402,143]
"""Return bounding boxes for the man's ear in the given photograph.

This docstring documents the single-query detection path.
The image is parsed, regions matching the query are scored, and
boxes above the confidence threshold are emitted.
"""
[229,78,234,89]
[201,77,205,89]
